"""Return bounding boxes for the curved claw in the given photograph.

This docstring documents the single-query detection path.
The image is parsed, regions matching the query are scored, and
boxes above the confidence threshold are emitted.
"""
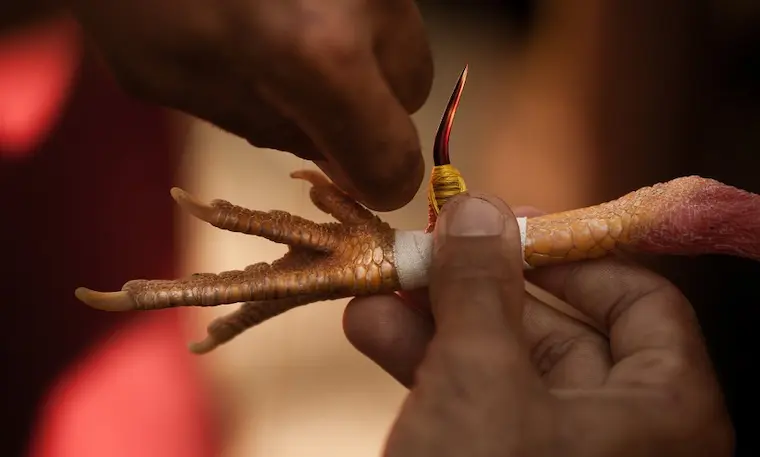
[170,187,213,221]
[74,288,136,311]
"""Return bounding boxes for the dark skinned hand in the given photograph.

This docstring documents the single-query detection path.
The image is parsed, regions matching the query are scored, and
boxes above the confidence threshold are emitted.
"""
[68,0,433,211]
[343,194,734,457]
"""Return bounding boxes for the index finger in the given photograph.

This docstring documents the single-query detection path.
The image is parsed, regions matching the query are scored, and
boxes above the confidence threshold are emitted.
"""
[525,258,711,385]
[267,37,427,211]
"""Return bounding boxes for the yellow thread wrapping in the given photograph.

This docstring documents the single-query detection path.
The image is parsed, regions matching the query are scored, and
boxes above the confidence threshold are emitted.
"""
[428,165,467,215]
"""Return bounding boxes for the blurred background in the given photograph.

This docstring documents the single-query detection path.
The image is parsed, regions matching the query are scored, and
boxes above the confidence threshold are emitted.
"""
[1,1,758,456]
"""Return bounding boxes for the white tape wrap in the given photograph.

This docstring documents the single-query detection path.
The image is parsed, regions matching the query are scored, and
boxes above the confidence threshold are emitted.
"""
[393,217,529,290]
[393,230,433,290]
[517,216,531,270]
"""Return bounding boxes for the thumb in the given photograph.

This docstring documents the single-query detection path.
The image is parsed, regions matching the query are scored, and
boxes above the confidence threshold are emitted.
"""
[430,193,527,340]
[269,56,425,212]
[401,193,544,427]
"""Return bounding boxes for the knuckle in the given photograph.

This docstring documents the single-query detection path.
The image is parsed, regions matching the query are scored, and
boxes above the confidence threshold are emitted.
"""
[634,350,694,387]
[599,268,679,328]
[657,352,691,380]
[531,335,604,376]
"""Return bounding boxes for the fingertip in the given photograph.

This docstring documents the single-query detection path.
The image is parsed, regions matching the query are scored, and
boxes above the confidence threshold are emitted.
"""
[288,59,426,212]
[337,125,425,212]
[343,294,433,387]
[342,295,400,352]
[316,147,424,212]
[370,146,425,211]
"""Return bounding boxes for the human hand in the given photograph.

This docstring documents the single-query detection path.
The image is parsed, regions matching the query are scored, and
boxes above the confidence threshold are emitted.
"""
[68,0,433,211]
[343,194,734,456]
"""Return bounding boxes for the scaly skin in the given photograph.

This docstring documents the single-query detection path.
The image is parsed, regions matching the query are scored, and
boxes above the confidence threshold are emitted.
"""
[119,171,399,309]
[524,175,760,267]
[524,181,657,267]
[75,170,760,353]
[77,170,402,353]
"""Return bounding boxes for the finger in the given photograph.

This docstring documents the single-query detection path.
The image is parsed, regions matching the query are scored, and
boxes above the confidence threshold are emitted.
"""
[347,292,612,390]
[525,257,709,386]
[474,202,614,388]
[370,0,434,114]
[521,292,612,388]
[347,289,612,390]
[267,49,424,212]
[343,293,433,388]
[423,193,543,393]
